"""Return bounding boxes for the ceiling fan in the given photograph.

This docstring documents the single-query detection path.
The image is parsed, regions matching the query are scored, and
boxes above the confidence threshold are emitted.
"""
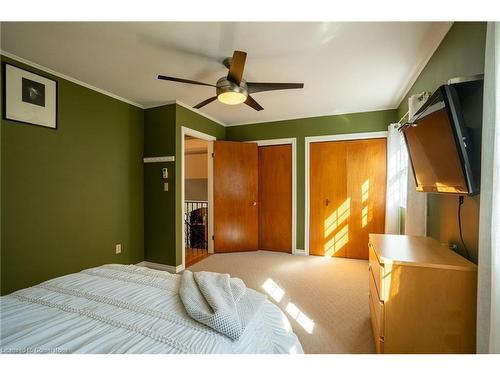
[157,50,304,111]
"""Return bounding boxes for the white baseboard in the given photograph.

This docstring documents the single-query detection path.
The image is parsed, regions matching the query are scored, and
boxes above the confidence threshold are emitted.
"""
[293,249,307,256]
[136,261,184,274]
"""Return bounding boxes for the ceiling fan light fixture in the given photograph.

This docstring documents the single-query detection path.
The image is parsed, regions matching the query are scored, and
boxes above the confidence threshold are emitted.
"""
[217,91,247,105]
[216,77,248,106]
[157,50,303,111]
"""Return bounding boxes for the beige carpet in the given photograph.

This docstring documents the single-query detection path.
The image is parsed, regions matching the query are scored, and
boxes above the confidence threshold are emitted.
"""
[188,251,375,354]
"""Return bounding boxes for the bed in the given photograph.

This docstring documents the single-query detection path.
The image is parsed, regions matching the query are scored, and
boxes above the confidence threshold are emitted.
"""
[0,264,302,354]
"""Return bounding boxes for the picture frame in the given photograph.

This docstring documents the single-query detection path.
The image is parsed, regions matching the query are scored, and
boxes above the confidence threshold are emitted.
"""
[3,62,58,129]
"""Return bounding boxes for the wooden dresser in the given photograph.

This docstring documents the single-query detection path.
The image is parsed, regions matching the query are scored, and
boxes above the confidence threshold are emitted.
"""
[368,234,477,353]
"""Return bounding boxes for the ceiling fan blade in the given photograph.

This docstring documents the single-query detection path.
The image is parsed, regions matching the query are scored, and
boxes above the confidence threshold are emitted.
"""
[157,75,215,87]
[244,95,264,111]
[246,82,304,94]
[226,50,247,85]
[193,96,217,109]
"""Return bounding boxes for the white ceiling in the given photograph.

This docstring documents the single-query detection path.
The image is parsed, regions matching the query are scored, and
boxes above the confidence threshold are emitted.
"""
[0,22,452,126]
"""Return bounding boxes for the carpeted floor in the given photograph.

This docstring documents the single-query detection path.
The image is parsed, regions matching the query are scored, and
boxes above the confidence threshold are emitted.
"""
[188,250,375,354]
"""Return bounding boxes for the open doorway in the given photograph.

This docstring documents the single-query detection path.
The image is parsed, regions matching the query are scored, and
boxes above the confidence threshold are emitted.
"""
[181,127,215,269]
[184,135,209,267]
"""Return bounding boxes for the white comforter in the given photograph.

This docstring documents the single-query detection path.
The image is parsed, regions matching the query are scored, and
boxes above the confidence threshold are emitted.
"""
[0,264,303,354]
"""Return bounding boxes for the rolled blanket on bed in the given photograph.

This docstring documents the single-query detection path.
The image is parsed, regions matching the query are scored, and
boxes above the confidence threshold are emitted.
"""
[179,270,266,341]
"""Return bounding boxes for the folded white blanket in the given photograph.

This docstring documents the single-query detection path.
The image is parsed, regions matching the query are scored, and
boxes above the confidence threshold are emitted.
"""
[179,270,266,340]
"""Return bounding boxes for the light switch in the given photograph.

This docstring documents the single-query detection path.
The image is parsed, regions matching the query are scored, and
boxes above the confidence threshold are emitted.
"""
[115,244,122,254]
[164,182,168,191]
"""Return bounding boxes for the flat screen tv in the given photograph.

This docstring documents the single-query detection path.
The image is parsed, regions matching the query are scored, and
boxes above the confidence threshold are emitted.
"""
[401,79,483,195]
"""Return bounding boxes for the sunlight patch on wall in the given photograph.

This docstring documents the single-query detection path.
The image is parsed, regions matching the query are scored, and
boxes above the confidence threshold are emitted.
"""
[324,198,350,238]
[361,179,370,203]
[361,179,372,228]
[324,224,349,257]
[362,206,369,228]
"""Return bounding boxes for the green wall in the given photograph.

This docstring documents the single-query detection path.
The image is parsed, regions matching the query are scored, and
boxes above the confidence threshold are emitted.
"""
[3,22,482,280]
[175,106,225,265]
[143,105,176,265]
[397,22,487,262]
[145,105,395,265]
[144,104,225,266]
[226,109,398,250]
[1,56,145,295]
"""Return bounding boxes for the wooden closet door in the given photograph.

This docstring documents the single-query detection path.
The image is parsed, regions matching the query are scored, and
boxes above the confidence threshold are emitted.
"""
[214,141,258,252]
[309,139,386,259]
[310,141,348,257]
[346,139,387,259]
[258,144,292,253]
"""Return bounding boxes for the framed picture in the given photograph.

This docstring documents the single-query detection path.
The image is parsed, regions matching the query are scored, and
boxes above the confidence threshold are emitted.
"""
[3,63,57,129]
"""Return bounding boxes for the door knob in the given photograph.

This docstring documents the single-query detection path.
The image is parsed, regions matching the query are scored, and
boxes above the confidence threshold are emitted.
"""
[252,201,257,206]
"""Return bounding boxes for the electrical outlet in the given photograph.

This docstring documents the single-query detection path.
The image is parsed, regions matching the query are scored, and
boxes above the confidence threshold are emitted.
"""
[115,244,122,254]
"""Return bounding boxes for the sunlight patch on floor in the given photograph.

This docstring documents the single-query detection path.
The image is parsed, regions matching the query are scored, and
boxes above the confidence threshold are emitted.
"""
[286,302,315,334]
[261,277,315,334]
[262,278,285,302]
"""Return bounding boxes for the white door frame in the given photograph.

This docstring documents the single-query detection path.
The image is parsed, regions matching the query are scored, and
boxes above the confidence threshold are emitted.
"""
[247,138,297,254]
[181,127,216,270]
[304,131,388,256]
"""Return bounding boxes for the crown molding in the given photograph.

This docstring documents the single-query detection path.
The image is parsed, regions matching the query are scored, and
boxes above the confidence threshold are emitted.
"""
[0,50,144,108]
[143,100,229,127]
[1,50,403,129]
[1,51,225,126]
[143,100,226,127]
[142,100,177,109]
[175,100,226,127]
[225,105,398,127]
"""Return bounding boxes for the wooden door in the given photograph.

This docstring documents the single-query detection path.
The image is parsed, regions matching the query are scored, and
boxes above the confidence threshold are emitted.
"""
[258,144,292,253]
[347,139,387,259]
[309,139,386,259]
[214,141,258,252]
[310,141,348,257]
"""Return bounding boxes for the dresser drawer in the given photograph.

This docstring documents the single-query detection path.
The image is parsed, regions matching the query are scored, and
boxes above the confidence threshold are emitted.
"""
[369,291,385,354]
[368,234,478,354]
[369,242,384,300]
[369,267,384,335]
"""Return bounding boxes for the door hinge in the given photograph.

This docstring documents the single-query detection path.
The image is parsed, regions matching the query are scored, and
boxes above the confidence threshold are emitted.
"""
[212,235,215,240]
[211,153,215,158]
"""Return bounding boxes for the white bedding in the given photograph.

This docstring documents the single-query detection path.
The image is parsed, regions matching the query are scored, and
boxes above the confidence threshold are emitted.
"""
[0,264,303,354]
